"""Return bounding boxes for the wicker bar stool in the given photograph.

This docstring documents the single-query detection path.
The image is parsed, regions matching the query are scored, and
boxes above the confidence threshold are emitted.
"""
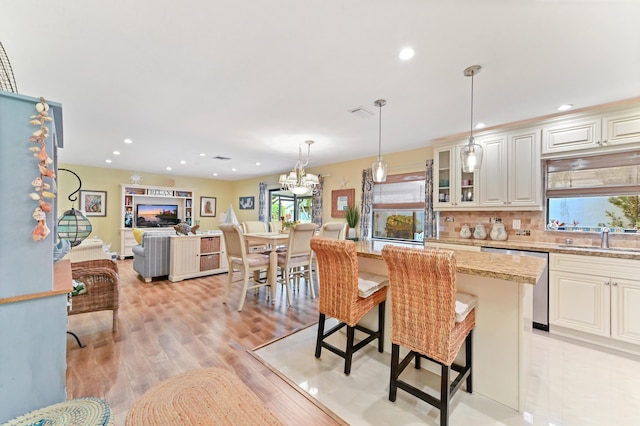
[310,237,387,375]
[381,246,477,426]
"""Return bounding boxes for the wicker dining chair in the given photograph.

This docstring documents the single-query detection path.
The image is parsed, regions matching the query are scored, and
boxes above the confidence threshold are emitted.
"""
[69,259,120,333]
[381,246,477,426]
[310,237,387,375]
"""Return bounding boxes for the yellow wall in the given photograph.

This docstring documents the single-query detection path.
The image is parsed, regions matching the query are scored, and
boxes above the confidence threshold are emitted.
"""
[58,146,433,252]
[57,164,234,253]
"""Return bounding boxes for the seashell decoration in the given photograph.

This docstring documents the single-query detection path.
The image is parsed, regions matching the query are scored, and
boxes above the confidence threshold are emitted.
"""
[29,97,56,241]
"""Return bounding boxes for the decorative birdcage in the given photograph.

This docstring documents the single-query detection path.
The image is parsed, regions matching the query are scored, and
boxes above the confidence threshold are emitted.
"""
[0,42,18,93]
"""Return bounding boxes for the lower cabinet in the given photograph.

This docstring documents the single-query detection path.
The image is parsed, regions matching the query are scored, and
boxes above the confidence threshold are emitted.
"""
[169,234,228,282]
[549,253,640,352]
[119,228,136,259]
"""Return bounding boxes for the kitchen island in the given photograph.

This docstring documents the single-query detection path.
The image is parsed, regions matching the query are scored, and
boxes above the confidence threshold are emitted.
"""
[355,240,546,412]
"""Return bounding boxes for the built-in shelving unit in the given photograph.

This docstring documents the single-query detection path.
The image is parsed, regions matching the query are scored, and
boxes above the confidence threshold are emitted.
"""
[119,184,195,259]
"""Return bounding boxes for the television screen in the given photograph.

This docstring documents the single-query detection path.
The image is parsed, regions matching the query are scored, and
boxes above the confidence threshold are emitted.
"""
[136,204,179,227]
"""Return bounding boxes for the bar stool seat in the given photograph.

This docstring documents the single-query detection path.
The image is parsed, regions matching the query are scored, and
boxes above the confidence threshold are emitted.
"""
[310,237,387,375]
[382,245,477,426]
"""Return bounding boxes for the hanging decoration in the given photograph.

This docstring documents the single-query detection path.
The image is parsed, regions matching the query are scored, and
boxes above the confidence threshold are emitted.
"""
[28,97,56,241]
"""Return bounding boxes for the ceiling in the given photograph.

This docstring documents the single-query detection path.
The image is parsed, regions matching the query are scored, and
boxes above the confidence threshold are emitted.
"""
[2,1,639,181]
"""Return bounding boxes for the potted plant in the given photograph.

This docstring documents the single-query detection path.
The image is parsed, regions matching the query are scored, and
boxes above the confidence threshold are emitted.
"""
[345,205,360,240]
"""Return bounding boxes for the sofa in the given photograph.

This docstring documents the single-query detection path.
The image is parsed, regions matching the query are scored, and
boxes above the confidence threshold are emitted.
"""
[132,231,174,282]
[63,237,113,263]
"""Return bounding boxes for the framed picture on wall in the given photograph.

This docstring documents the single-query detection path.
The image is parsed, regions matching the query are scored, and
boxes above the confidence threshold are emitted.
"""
[80,190,107,217]
[239,196,255,210]
[331,188,354,218]
[200,196,217,217]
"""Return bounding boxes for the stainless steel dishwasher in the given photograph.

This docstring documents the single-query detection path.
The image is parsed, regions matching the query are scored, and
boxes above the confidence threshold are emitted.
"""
[480,247,549,331]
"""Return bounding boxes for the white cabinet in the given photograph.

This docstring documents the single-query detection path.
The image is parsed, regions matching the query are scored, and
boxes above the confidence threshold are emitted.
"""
[479,128,541,210]
[542,107,640,156]
[549,253,640,353]
[119,184,194,258]
[434,143,479,210]
[169,234,227,282]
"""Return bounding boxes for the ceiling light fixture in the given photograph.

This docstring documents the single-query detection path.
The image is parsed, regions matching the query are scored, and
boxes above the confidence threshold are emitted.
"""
[460,65,484,173]
[113,150,120,155]
[105,159,112,163]
[372,99,388,182]
[399,47,415,60]
[123,138,132,144]
[557,104,573,111]
[279,140,319,195]
[475,122,486,129]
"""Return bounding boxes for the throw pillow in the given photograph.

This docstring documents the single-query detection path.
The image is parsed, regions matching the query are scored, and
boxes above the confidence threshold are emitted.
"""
[133,228,145,245]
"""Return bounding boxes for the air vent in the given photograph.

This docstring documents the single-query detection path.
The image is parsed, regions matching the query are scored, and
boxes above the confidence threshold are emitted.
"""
[212,156,231,160]
[348,106,374,118]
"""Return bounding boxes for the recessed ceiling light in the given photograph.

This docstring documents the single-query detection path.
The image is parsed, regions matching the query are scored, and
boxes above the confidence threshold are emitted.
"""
[256,162,261,166]
[399,47,415,60]
[558,104,573,111]
[105,159,112,163]
[475,123,486,129]
[199,153,206,157]
[180,160,186,164]
[113,150,120,155]
[231,168,237,172]
[123,138,132,144]
[213,172,218,177]
[166,166,172,171]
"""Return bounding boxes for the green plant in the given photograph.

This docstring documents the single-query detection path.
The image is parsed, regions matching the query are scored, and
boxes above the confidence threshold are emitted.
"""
[345,205,360,229]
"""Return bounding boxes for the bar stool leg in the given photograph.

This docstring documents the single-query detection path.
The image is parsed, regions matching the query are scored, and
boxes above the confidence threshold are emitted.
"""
[344,326,355,375]
[315,314,326,358]
[440,364,450,426]
[377,300,385,352]
[466,330,473,393]
[389,343,400,402]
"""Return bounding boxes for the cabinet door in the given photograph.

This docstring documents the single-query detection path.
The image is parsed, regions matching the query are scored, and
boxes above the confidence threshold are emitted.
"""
[434,146,454,208]
[508,130,541,207]
[602,108,640,147]
[479,134,508,207]
[549,270,610,336]
[542,118,601,155]
[170,236,200,276]
[611,278,640,345]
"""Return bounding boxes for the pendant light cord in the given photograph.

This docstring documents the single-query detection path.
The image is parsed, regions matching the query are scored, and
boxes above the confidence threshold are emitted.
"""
[469,70,475,142]
[378,103,383,160]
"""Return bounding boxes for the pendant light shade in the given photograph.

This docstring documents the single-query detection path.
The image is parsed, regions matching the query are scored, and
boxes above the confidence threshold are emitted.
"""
[460,65,483,173]
[372,99,387,182]
[56,168,93,247]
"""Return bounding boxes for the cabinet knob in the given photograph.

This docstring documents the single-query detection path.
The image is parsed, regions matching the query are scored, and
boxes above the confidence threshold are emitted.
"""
[597,140,601,146]
[612,281,618,286]
[605,280,610,286]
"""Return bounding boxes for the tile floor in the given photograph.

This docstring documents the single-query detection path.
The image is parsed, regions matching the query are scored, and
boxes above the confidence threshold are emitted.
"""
[254,322,640,425]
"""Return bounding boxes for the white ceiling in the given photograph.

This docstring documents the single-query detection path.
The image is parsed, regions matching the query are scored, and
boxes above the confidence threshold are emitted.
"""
[2,1,640,181]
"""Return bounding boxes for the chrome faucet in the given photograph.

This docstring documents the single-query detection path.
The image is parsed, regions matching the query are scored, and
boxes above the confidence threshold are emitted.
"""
[600,227,610,249]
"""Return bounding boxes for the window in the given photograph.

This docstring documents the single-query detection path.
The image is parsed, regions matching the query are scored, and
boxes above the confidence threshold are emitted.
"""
[372,172,425,242]
[546,151,640,232]
[269,189,313,224]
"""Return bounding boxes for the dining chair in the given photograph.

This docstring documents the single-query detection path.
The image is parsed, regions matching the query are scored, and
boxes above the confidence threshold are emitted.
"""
[277,223,317,304]
[219,224,271,311]
[381,245,477,426]
[269,221,282,233]
[310,237,387,375]
[319,222,346,239]
[241,221,268,233]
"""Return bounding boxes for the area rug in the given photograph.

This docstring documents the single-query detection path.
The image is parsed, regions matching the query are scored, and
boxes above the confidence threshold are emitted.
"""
[126,367,283,425]
[3,397,113,426]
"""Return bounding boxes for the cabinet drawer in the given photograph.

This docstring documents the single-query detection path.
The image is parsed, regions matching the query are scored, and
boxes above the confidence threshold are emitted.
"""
[200,254,220,271]
[200,236,220,254]
[550,253,638,280]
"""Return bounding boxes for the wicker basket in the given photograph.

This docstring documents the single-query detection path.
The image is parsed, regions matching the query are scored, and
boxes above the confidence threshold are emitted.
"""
[200,254,220,271]
[200,236,220,254]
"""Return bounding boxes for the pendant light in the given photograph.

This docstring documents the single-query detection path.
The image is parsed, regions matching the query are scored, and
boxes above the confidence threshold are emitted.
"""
[372,99,388,182]
[460,65,483,173]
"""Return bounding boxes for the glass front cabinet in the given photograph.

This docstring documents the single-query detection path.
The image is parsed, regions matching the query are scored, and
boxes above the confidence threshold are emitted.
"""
[434,143,479,210]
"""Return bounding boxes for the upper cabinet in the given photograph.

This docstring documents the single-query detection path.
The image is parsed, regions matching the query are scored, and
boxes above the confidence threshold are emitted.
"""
[479,128,541,210]
[434,128,541,211]
[434,143,479,210]
[542,107,640,156]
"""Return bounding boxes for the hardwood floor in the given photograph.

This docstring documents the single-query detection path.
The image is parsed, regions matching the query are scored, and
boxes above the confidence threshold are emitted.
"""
[66,259,340,425]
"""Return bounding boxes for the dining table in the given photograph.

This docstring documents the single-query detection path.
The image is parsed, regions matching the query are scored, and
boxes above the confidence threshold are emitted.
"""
[243,232,289,301]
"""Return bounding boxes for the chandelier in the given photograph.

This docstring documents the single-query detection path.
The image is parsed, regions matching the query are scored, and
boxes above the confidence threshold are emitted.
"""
[279,140,319,195]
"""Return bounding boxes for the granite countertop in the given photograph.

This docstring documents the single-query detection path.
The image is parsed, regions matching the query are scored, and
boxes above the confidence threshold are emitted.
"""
[424,237,640,260]
[355,240,546,284]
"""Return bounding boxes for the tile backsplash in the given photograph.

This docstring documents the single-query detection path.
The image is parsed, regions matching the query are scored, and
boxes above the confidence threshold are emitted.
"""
[437,210,640,248]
